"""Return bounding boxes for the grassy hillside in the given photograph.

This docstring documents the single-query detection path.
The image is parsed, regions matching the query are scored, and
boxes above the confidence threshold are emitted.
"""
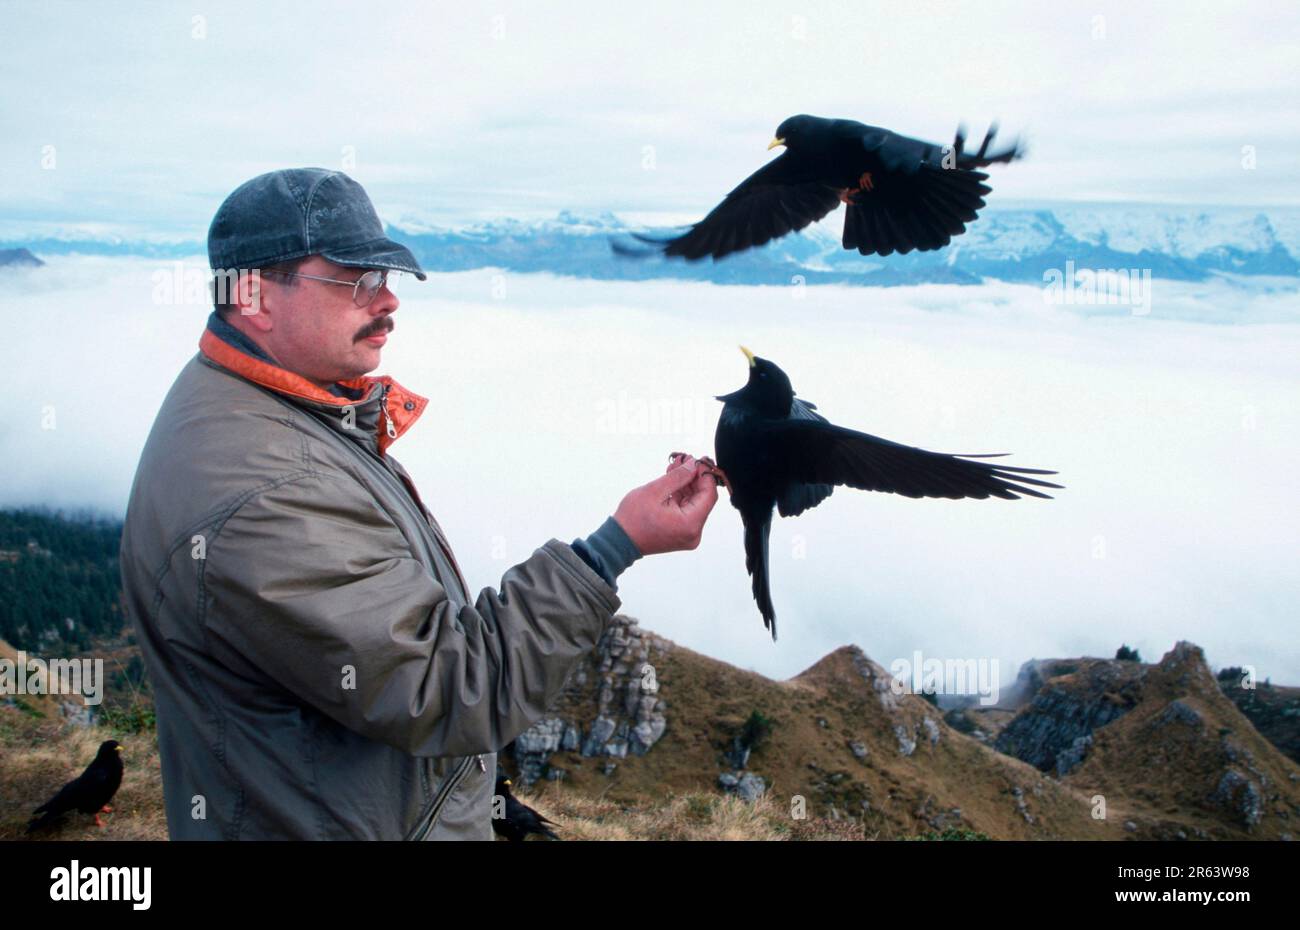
[4,565,1297,842]
[0,637,162,840]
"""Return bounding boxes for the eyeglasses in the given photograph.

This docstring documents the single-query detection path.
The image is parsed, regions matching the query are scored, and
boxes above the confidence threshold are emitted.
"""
[260,268,392,307]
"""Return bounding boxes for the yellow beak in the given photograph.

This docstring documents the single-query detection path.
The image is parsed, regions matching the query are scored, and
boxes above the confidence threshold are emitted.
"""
[767,137,785,151]
[740,345,756,367]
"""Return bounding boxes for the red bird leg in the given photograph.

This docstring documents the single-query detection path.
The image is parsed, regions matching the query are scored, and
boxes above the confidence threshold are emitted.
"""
[94,813,106,828]
[696,456,732,492]
[838,172,875,205]
[667,452,731,491]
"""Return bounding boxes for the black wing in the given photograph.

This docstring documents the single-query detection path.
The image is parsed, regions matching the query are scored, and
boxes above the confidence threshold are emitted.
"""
[32,778,83,817]
[776,398,835,517]
[842,124,1021,257]
[506,796,560,840]
[765,419,1062,500]
[866,123,1022,174]
[633,150,843,261]
[27,771,93,831]
[75,760,120,810]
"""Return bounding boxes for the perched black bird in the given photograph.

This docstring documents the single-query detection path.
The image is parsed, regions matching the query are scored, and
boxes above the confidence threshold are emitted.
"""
[491,771,559,842]
[27,740,124,832]
[616,114,1022,261]
[713,348,1060,640]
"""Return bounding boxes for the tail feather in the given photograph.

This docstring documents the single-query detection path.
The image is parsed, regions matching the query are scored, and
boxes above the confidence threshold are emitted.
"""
[26,811,56,833]
[743,512,777,640]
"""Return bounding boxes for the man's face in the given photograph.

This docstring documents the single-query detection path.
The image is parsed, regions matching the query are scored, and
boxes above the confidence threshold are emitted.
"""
[243,255,399,386]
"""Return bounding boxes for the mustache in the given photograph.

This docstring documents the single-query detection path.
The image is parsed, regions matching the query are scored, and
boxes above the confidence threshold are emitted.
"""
[355,316,394,341]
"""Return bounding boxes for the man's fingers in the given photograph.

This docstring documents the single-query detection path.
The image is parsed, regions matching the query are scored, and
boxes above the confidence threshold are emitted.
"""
[665,452,703,475]
[679,471,719,518]
[650,458,701,498]
[615,456,721,555]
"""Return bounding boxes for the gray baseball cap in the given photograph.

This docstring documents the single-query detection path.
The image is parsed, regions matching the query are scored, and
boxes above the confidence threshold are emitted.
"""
[207,167,426,281]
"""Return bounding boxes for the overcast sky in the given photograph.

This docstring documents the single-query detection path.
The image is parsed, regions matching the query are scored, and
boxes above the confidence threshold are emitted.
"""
[2,0,1298,240]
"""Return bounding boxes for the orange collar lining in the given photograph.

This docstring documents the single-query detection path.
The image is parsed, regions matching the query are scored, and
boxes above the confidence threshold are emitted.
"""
[198,328,429,453]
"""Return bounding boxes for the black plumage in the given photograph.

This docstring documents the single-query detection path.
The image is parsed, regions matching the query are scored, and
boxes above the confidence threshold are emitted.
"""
[27,739,124,832]
[492,771,559,842]
[714,348,1061,640]
[616,114,1022,261]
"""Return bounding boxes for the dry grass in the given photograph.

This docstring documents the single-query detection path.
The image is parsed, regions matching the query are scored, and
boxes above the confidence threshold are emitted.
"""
[1,700,875,842]
[7,633,1292,842]
[0,702,167,841]
[504,783,871,841]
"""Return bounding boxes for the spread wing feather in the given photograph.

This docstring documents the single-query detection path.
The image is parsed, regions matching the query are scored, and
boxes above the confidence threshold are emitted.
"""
[632,151,844,261]
[764,419,1062,501]
[776,398,836,516]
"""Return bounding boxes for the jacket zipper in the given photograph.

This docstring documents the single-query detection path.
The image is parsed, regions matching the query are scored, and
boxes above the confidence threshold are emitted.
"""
[379,382,397,440]
[218,369,484,838]
[268,383,482,838]
[404,754,479,841]
[372,388,483,836]
[375,384,469,597]
[293,386,466,594]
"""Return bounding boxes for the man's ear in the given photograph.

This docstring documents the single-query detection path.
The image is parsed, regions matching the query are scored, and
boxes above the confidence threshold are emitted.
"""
[236,270,273,333]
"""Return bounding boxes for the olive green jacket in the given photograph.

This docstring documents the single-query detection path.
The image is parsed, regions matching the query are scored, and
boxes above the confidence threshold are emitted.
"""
[119,320,620,839]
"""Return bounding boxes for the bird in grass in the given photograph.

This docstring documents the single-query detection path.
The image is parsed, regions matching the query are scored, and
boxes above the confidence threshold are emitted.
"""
[491,770,559,842]
[27,740,124,832]
[710,347,1061,640]
[614,114,1022,261]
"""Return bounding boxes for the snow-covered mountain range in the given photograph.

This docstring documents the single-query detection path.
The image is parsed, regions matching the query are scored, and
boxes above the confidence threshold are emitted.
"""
[4,203,1298,287]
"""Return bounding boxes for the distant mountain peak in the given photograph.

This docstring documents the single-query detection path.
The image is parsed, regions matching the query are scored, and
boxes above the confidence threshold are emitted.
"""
[5,203,1299,292]
[0,248,43,269]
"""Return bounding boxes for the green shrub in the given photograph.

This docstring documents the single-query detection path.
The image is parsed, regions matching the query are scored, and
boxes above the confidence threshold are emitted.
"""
[740,709,773,750]
[100,702,156,734]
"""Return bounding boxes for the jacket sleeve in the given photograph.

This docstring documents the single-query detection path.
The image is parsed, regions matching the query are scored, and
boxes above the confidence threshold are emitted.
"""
[199,471,620,758]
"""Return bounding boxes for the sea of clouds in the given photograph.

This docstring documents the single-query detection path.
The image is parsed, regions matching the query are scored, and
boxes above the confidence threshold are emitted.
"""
[2,255,1296,684]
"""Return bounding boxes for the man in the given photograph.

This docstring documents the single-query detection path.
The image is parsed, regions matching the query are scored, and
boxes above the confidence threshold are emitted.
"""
[119,167,719,840]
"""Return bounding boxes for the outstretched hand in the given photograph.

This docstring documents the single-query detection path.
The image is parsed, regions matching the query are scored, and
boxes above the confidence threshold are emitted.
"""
[612,454,721,556]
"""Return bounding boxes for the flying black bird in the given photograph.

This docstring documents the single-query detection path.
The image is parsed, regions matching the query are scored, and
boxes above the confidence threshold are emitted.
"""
[491,771,559,842]
[27,739,124,832]
[711,348,1060,640]
[615,114,1022,261]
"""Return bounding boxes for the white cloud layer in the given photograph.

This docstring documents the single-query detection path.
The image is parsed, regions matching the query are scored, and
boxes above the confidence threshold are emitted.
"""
[1,256,1296,685]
